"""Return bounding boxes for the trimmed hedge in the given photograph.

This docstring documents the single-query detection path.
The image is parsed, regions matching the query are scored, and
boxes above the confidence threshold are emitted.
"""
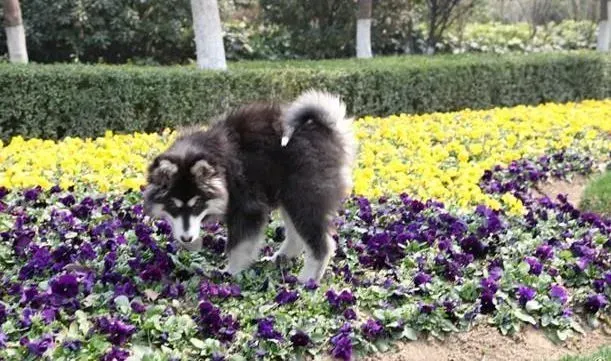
[0,52,608,140]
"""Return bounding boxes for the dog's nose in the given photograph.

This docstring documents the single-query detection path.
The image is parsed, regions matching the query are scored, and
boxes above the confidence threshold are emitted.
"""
[180,236,193,243]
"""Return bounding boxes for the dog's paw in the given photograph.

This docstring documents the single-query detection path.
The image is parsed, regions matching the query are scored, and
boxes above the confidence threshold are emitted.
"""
[262,253,288,265]
[220,265,240,277]
[297,273,322,285]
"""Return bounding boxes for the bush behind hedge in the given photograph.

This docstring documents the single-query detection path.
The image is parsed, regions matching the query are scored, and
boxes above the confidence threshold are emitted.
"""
[0,52,608,140]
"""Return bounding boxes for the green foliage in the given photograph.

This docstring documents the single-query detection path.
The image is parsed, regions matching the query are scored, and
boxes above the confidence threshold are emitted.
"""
[0,52,607,140]
[259,0,357,59]
[11,0,194,65]
[558,346,611,361]
[580,171,611,216]
[0,0,600,63]
[442,21,598,54]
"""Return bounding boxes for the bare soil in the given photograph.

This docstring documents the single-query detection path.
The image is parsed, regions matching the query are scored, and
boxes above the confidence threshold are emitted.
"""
[357,324,611,361]
[531,175,591,208]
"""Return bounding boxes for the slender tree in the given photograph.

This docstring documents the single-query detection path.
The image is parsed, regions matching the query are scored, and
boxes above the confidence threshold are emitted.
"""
[190,0,226,70]
[356,0,373,58]
[425,0,475,54]
[597,0,610,51]
[3,0,28,63]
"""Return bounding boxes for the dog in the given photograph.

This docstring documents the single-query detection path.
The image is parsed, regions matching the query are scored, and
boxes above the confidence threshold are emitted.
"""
[142,90,356,283]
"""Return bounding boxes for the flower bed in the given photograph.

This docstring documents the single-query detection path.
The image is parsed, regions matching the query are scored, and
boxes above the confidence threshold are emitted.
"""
[0,100,609,360]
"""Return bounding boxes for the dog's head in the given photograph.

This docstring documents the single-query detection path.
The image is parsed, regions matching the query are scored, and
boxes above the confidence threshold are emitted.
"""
[143,152,228,251]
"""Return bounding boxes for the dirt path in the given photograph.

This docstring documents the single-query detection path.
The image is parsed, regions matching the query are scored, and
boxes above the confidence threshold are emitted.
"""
[357,324,611,361]
[532,175,591,207]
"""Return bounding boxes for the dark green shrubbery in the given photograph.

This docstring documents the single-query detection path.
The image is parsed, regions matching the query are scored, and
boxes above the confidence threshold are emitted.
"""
[0,52,607,140]
[0,0,600,63]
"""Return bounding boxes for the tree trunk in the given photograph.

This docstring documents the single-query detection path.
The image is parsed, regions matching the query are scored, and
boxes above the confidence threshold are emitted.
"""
[597,0,611,51]
[426,0,438,55]
[3,0,28,63]
[356,0,372,58]
[190,0,226,70]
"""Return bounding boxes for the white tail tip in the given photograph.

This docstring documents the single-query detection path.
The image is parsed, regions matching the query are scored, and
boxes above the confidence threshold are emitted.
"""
[281,136,290,147]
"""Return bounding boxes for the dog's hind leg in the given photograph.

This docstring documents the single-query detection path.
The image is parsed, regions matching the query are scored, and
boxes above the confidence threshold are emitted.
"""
[222,211,267,276]
[267,208,305,263]
[281,199,337,284]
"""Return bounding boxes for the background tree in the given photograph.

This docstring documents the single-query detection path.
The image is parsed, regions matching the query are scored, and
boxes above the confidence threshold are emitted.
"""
[356,0,373,58]
[259,0,356,59]
[3,0,28,63]
[598,0,610,51]
[191,0,226,69]
[425,0,476,54]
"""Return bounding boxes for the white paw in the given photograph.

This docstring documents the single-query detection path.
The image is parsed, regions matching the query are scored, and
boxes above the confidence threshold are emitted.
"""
[261,254,278,263]
[297,271,322,285]
[221,264,245,276]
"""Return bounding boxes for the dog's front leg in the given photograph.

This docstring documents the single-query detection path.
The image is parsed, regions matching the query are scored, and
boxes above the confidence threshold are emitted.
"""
[222,212,266,276]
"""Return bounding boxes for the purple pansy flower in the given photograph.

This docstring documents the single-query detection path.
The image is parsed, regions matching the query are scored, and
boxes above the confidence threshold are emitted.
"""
[480,290,496,314]
[0,332,7,349]
[62,340,82,352]
[326,289,356,309]
[516,285,536,306]
[414,271,432,287]
[275,289,299,305]
[419,303,436,314]
[131,301,146,314]
[23,187,42,202]
[343,308,357,320]
[304,278,319,290]
[361,319,384,340]
[549,285,568,304]
[51,274,79,299]
[525,257,543,276]
[97,317,136,346]
[27,334,53,356]
[256,317,283,341]
[290,330,311,347]
[535,244,554,260]
[593,279,605,293]
[584,294,608,313]
[330,323,353,361]
[102,347,130,361]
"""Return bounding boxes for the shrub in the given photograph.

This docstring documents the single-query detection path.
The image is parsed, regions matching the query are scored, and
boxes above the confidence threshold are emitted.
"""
[441,21,598,54]
[0,52,607,140]
[580,171,611,216]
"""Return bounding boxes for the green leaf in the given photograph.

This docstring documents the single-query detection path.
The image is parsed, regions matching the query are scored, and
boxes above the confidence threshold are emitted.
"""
[114,295,130,315]
[570,320,585,334]
[259,304,276,313]
[375,340,390,352]
[189,338,206,349]
[439,319,459,333]
[518,261,530,275]
[514,309,536,325]
[228,356,247,361]
[74,310,92,335]
[556,328,572,341]
[541,314,551,327]
[525,300,541,312]
[401,326,418,341]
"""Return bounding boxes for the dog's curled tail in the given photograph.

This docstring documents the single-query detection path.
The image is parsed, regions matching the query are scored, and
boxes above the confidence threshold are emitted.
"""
[280,89,349,147]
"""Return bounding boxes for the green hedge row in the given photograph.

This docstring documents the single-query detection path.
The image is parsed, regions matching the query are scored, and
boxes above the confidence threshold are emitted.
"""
[0,52,608,140]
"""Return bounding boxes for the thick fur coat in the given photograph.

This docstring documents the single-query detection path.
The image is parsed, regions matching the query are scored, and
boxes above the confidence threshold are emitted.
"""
[143,90,356,283]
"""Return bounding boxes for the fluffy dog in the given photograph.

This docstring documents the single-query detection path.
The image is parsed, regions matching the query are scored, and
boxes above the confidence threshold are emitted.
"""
[142,90,356,283]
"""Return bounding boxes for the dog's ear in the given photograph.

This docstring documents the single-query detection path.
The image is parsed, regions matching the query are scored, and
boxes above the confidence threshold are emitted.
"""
[148,157,178,187]
[190,159,215,186]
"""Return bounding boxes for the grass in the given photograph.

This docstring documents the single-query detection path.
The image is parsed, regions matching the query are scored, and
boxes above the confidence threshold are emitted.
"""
[580,169,611,215]
[559,346,611,361]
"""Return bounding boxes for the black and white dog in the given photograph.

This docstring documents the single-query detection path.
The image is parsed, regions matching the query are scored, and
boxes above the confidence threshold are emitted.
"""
[142,90,356,283]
